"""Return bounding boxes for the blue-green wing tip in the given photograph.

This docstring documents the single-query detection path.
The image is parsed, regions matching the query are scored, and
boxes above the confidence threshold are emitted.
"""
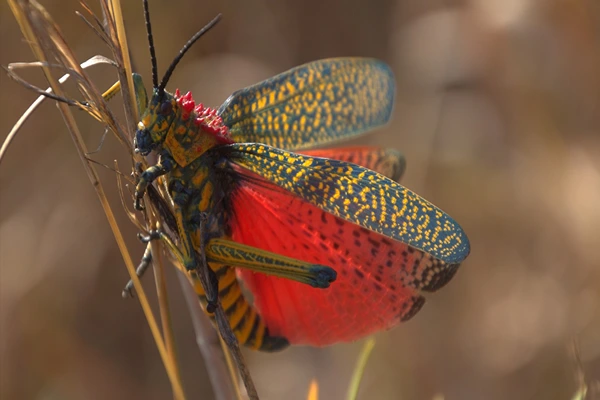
[437,215,471,265]
[372,59,396,125]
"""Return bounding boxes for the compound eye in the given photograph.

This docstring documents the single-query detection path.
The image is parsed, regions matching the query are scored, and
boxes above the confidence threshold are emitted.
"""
[159,101,173,115]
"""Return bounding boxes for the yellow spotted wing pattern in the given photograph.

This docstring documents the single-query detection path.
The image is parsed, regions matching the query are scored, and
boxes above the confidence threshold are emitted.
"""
[224,143,470,264]
[299,146,406,182]
[217,58,395,150]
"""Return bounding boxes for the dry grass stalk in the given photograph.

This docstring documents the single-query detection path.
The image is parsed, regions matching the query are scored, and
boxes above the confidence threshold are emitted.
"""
[4,0,257,398]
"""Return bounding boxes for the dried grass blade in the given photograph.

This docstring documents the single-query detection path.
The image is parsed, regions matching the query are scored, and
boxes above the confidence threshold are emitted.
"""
[6,1,186,399]
[105,0,184,393]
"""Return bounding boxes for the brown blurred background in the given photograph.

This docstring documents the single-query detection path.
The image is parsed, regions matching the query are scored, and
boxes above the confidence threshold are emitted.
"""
[1,0,599,399]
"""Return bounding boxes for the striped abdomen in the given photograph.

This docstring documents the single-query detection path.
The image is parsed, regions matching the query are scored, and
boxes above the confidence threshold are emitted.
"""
[189,261,289,351]
[172,156,289,352]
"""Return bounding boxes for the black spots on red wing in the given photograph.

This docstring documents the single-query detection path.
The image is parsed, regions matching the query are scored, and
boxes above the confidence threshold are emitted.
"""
[396,299,410,319]
[229,178,454,343]
[302,229,313,239]
[420,262,460,292]
[400,296,426,322]
[380,237,392,246]
[394,250,460,293]
[411,257,420,270]
[367,237,381,248]
[371,273,385,291]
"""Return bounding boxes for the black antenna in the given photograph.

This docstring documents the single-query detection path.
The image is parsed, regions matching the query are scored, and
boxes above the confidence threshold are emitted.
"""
[157,14,222,94]
[142,0,158,88]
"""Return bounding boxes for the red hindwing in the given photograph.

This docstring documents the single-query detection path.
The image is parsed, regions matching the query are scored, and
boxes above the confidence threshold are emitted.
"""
[229,178,455,346]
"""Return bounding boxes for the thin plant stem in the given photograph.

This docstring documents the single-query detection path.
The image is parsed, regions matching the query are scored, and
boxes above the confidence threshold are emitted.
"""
[178,272,238,400]
[6,1,186,398]
[346,338,376,400]
[106,0,184,392]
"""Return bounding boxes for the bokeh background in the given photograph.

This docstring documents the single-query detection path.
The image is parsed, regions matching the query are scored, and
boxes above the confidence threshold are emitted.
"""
[1,0,599,399]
